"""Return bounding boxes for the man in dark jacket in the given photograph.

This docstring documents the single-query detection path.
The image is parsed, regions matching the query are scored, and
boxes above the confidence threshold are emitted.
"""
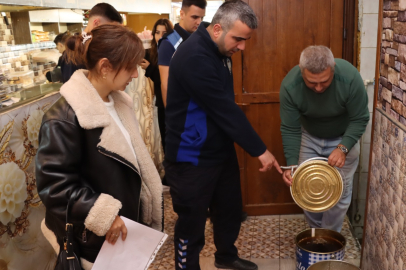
[165,1,282,269]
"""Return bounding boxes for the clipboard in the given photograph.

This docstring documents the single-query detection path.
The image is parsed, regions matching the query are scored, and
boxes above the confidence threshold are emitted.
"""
[92,216,168,270]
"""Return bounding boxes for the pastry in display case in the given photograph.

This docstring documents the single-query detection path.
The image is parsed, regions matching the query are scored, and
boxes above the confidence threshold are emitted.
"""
[31,30,50,43]
[6,70,34,89]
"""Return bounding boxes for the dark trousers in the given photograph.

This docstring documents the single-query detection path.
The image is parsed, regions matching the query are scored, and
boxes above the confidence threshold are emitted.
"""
[157,106,166,152]
[157,106,168,185]
[164,153,242,270]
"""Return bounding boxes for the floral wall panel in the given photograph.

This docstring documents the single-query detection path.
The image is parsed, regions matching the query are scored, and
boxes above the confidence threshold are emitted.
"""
[0,92,60,270]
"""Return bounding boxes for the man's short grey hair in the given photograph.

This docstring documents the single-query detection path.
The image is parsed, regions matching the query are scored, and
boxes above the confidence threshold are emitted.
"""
[211,0,258,33]
[299,45,335,74]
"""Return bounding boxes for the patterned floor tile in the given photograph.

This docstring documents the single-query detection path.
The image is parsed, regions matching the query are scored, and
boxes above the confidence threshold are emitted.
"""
[250,218,280,259]
[150,193,362,268]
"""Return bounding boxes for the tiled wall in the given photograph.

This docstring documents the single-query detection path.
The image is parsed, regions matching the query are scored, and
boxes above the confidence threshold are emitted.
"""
[348,0,379,240]
[362,108,406,270]
[362,0,406,269]
[378,0,406,119]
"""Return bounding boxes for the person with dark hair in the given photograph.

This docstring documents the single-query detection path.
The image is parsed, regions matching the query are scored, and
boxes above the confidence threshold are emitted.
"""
[84,2,123,32]
[46,31,72,82]
[140,18,173,155]
[158,0,207,108]
[165,1,282,269]
[36,24,162,270]
[54,31,71,54]
[62,3,123,83]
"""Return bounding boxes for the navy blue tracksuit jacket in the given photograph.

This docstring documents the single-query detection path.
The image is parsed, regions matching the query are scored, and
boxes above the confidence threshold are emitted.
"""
[165,23,266,166]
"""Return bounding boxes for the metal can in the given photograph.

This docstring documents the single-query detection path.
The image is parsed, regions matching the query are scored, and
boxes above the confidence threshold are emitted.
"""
[307,260,360,270]
[296,228,346,270]
[290,157,343,213]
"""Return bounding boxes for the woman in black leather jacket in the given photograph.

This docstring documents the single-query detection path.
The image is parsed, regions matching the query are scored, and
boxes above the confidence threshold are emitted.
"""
[35,24,163,269]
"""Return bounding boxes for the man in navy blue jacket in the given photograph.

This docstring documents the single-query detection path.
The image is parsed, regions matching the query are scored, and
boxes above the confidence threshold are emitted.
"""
[165,1,282,269]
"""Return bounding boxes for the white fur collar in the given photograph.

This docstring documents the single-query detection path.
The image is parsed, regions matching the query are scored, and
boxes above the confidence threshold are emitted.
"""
[60,70,140,172]
[59,70,162,230]
[60,69,133,129]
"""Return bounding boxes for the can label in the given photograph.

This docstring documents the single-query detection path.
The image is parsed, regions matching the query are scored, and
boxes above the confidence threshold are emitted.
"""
[296,247,310,270]
[296,247,345,270]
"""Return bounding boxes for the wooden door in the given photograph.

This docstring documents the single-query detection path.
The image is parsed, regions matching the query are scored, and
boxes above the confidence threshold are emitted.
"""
[233,0,349,215]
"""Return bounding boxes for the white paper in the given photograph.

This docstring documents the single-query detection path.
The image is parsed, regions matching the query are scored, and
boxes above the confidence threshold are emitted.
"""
[92,216,168,270]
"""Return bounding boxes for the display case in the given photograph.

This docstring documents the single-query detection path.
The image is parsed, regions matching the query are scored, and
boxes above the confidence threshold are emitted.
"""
[0,82,61,112]
[7,70,34,88]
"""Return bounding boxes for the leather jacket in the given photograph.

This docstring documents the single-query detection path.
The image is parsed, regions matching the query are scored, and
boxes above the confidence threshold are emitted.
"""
[36,70,163,265]
[36,96,142,262]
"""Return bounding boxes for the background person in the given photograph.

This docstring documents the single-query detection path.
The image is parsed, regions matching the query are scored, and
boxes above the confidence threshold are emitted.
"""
[280,45,369,232]
[158,0,206,107]
[54,31,70,54]
[46,31,71,83]
[36,24,163,270]
[164,1,282,269]
[64,3,123,82]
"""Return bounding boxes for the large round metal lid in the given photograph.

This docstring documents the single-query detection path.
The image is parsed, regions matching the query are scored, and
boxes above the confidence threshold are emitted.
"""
[290,158,343,213]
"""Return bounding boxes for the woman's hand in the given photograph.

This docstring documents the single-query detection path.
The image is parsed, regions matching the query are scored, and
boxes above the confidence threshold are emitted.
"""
[140,59,150,70]
[106,216,128,245]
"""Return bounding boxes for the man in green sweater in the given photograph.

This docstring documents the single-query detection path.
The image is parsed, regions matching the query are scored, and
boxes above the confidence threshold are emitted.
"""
[280,45,369,232]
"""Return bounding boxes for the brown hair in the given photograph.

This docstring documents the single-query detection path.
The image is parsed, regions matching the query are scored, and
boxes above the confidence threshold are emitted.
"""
[66,24,144,77]
[150,19,173,65]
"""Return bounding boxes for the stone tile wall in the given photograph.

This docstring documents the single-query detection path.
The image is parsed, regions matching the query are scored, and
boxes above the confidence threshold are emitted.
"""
[362,1,406,269]
[362,108,406,270]
[378,0,406,125]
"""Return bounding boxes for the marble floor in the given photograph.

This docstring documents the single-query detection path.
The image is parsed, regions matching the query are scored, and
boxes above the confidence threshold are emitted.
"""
[149,193,361,270]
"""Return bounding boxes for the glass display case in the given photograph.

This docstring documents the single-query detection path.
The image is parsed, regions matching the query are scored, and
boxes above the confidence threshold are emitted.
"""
[0,82,61,113]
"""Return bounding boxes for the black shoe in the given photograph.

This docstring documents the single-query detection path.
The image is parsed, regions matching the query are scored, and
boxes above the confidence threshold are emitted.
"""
[241,211,248,222]
[214,258,258,270]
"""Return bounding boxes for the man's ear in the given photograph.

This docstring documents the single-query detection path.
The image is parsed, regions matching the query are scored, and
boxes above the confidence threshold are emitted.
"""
[212,24,223,39]
[92,18,100,28]
[180,9,185,21]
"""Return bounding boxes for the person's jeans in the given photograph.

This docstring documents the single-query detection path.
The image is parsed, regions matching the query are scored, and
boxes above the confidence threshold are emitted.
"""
[298,129,360,232]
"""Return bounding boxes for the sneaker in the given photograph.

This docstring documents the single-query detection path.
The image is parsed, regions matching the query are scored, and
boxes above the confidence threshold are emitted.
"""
[214,258,258,270]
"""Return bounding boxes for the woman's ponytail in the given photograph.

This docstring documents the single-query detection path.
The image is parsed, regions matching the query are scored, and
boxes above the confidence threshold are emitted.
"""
[65,32,92,67]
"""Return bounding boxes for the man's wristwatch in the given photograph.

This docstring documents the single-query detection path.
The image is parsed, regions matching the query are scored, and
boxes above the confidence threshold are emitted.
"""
[337,145,349,155]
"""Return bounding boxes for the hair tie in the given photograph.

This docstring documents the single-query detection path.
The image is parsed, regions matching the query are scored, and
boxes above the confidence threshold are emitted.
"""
[82,31,92,45]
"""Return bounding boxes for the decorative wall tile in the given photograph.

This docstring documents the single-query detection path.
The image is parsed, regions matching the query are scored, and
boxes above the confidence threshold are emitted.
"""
[363,108,406,269]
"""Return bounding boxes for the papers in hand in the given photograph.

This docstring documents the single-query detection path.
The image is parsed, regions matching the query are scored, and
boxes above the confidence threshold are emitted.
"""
[92,216,168,270]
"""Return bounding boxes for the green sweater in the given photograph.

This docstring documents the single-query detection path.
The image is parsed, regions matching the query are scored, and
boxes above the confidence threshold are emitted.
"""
[280,59,369,166]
